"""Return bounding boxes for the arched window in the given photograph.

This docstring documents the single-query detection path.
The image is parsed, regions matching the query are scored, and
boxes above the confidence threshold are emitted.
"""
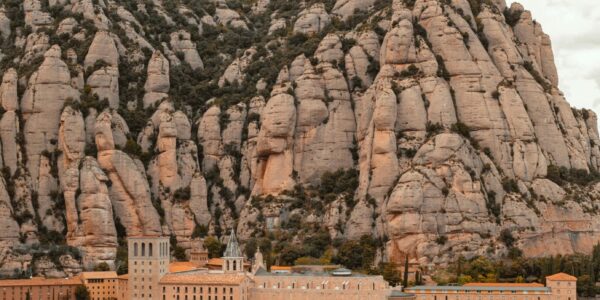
[149,243,153,257]
[134,243,138,256]
[227,261,230,271]
[233,260,237,271]
[142,243,146,256]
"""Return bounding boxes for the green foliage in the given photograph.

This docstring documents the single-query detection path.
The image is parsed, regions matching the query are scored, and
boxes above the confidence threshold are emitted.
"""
[436,235,448,245]
[503,8,523,27]
[502,178,519,193]
[435,55,451,80]
[319,169,358,203]
[451,122,471,138]
[204,236,224,258]
[333,235,378,270]
[547,165,600,186]
[173,187,191,202]
[75,285,90,300]
[93,262,110,271]
[425,121,444,137]
[523,61,552,92]
[499,229,515,248]
[192,223,208,239]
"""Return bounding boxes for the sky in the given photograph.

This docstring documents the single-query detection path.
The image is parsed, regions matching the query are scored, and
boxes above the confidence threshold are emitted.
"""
[508,0,600,115]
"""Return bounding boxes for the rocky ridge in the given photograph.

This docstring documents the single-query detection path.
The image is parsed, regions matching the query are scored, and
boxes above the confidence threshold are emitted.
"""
[0,0,598,277]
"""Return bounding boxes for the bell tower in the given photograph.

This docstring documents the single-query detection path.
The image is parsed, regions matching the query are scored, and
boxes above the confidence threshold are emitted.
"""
[222,229,244,273]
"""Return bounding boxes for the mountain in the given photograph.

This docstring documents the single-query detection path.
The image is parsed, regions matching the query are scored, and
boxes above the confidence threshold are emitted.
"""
[0,0,599,277]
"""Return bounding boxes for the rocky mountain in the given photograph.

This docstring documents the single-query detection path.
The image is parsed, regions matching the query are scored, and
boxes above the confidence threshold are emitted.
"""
[0,0,599,277]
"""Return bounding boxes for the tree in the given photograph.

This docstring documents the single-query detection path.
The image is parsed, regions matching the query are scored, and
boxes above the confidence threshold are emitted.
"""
[402,256,409,289]
[382,263,402,287]
[93,262,110,271]
[203,236,223,258]
[75,286,90,300]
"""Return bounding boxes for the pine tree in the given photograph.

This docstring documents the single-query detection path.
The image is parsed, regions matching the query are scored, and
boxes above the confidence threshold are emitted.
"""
[402,255,409,290]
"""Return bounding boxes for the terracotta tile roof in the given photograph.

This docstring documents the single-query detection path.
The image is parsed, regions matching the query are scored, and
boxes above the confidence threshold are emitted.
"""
[207,258,224,266]
[546,273,577,281]
[80,271,118,280]
[118,274,129,280]
[0,277,82,287]
[270,266,292,271]
[159,272,248,285]
[464,283,544,287]
[169,262,200,273]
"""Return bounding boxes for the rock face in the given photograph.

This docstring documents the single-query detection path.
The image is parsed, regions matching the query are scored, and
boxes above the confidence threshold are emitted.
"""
[293,4,331,34]
[1,0,600,276]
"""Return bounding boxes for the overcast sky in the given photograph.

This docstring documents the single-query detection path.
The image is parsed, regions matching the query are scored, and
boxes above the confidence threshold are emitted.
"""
[508,0,600,115]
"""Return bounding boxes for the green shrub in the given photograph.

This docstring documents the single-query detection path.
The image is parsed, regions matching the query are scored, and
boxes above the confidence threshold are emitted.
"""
[451,122,471,138]
[502,178,519,193]
[436,235,448,245]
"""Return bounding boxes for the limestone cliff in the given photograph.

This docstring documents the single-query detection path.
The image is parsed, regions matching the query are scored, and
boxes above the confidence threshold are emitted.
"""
[0,0,599,277]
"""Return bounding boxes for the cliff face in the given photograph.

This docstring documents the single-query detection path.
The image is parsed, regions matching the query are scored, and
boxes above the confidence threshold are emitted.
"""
[0,0,599,276]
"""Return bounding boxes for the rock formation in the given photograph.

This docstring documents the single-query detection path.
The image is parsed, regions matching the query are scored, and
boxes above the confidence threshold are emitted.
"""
[0,0,599,276]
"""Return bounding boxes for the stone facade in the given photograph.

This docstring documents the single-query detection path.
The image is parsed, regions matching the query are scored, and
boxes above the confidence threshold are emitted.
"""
[405,273,577,300]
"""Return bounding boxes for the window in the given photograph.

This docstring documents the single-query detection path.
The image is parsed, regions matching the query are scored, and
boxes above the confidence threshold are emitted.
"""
[233,261,237,271]
[142,243,146,256]
[149,243,153,257]
[134,243,139,256]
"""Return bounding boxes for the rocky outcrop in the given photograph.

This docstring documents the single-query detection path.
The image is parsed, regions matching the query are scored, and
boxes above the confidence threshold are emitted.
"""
[293,4,331,35]
[1,0,600,275]
[170,30,204,70]
[22,46,79,185]
[143,51,170,108]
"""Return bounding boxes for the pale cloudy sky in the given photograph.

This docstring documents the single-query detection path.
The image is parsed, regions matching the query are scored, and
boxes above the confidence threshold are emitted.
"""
[509,0,600,115]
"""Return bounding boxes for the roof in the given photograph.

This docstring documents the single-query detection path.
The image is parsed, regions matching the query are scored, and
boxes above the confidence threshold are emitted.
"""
[159,271,248,285]
[405,286,550,293]
[464,283,544,287]
[207,258,250,267]
[0,277,82,287]
[389,290,416,298]
[208,258,224,266]
[118,274,129,280]
[223,229,242,258]
[546,273,577,281]
[255,269,374,278]
[169,262,200,273]
[270,266,292,271]
[80,271,118,280]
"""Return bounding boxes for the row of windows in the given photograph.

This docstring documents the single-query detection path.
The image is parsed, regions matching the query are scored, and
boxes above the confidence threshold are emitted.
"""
[132,241,169,257]
[168,296,234,300]
[165,287,235,294]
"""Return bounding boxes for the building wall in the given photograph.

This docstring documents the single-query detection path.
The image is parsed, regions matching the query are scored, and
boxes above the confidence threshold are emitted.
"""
[250,288,389,300]
[546,279,577,300]
[84,277,119,300]
[128,237,170,300]
[118,278,128,300]
[0,284,79,300]
[409,291,551,300]
[159,280,251,300]
[250,274,390,300]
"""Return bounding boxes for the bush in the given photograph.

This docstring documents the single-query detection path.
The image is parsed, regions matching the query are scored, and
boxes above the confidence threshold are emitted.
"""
[503,8,523,27]
[451,122,471,138]
[547,165,600,186]
[502,178,519,193]
[333,235,378,270]
[499,229,515,248]
[436,235,448,245]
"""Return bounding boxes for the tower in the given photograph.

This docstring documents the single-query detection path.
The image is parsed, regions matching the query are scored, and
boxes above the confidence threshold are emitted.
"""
[252,247,265,273]
[222,229,244,273]
[128,236,170,300]
[190,239,209,267]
